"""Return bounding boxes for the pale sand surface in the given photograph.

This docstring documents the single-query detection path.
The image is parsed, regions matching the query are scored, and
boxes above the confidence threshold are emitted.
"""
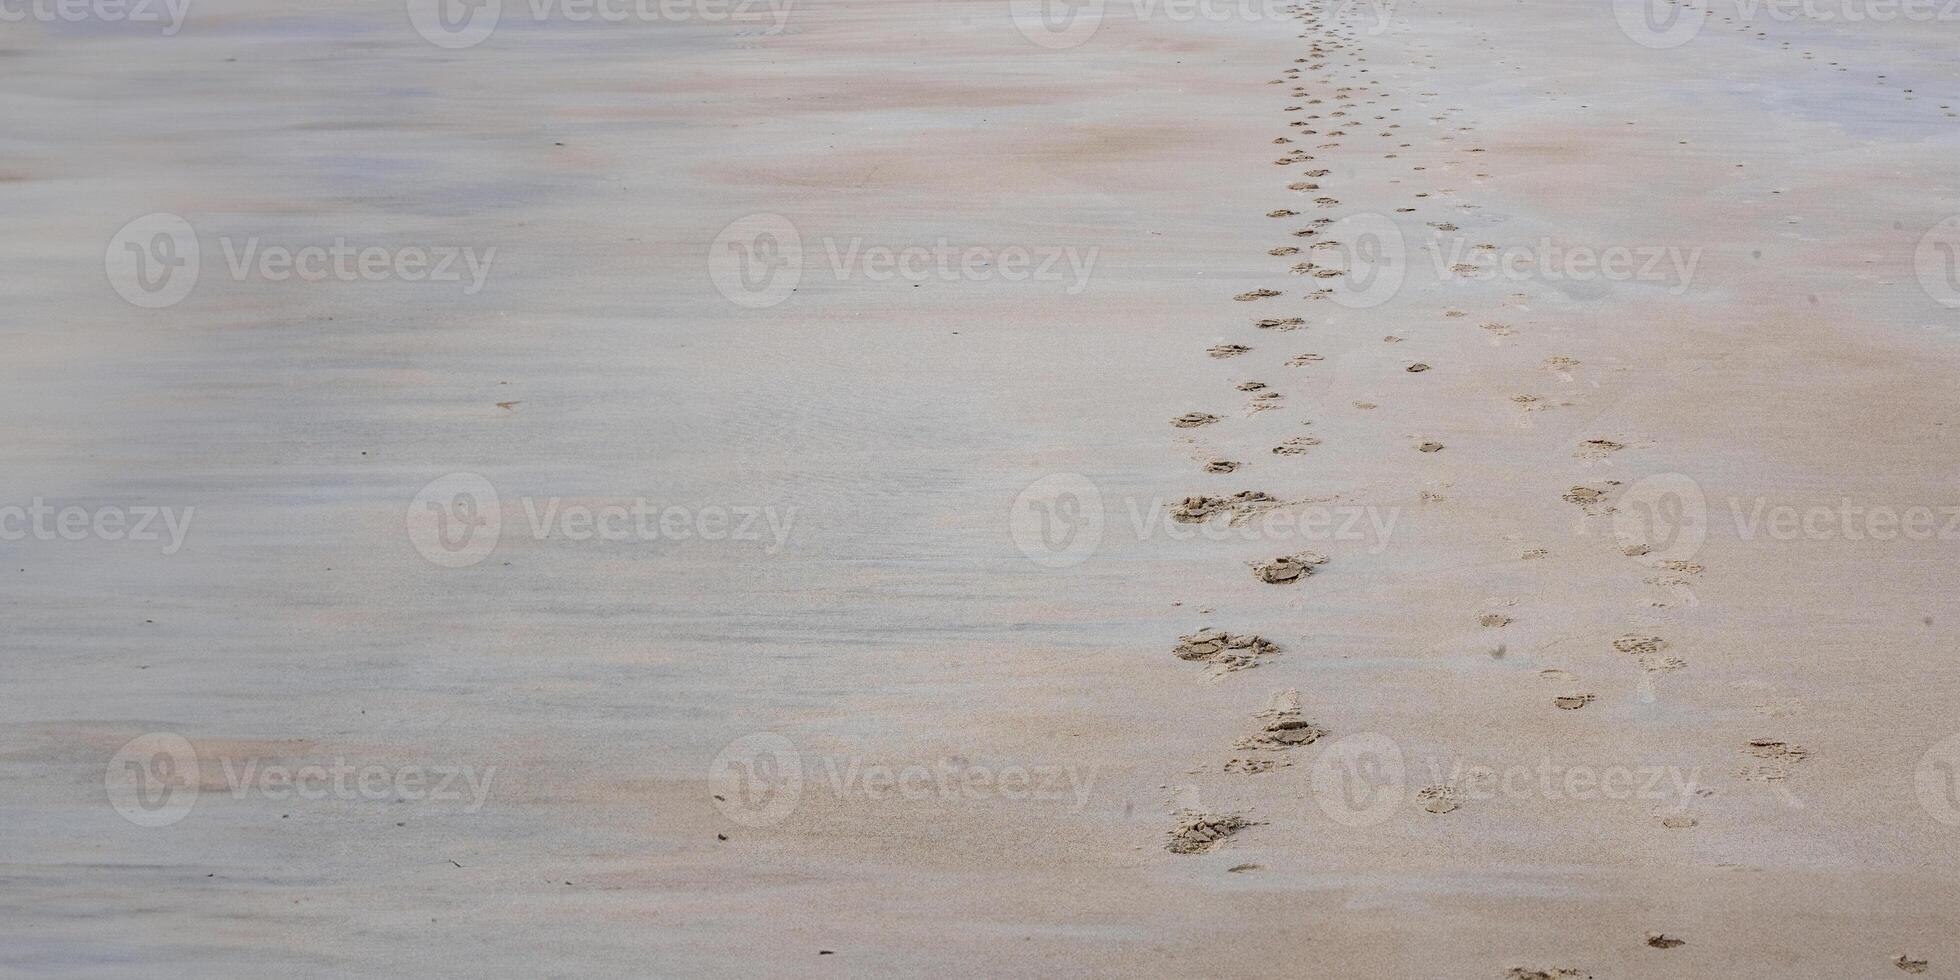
[3,0,1959,976]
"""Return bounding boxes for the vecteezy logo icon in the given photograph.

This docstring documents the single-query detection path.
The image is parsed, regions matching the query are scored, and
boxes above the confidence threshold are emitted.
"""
[708,213,803,309]
[1308,733,1405,827]
[1612,472,1707,563]
[1916,733,1960,826]
[1611,0,1705,48]
[105,213,199,309]
[407,0,502,48]
[106,732,200,827]
[1326,213,1405,309]
[1009,473,1104,568]
[1008,0,1104,49]
[709,732,803,827]
[1915,215,1960,309]
[406,472,502,568]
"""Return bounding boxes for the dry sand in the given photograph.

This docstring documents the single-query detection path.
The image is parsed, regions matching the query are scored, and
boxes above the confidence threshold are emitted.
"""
[3,0,1960,976]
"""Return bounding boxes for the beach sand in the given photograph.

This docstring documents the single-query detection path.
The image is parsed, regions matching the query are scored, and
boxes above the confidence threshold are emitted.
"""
[3,0,1959,975]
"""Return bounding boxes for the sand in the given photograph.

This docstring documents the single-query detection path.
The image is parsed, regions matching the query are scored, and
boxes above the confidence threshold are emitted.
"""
[3,0,1959,975]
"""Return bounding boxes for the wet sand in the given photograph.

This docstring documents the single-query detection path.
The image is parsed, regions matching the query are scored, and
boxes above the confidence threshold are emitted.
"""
[3,0,1960,976]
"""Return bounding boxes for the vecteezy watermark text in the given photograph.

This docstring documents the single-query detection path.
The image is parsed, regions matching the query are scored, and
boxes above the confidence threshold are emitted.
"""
[106,732,495,827]
[406,472,796,568]
[708,732,1096,827]
[1009,473,1399,568]
[105,213,496,309]
[406,0,797,48]
[1308,733,1705,827]
[1426,237,1702,296]
[0,0,190,34]
[707,213,1099,308]
[0,499,193,554]
[1614,0,1958,49]
[1008,0,1395,50]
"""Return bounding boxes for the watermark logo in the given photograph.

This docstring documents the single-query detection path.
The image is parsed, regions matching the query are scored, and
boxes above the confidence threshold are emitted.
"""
[708,734,1095,827]
[1010,0,1383,45]
[1309,733,1406,827]
[106,214,495,308]
[1008,476,1401,567]
[710,213,803,308]
[1730,0,1960,23]
[1915,733,1960,826]
[709,732,803,827]
[1613,473,1707,563]
[709,214,1099,308]
[105,213,199,309]
[406,474,798,567]
[406,0,502,47]
[1612,0,1706,47]
[407,472,503,568]
[1427,237,1701,296]
[1325,212,1405,309]
[1310,737,1704,825]
[106,732,200,828]
[1009,0,1103,48]
[107,733,496,825]
[1010,473,1105,568]
[1915,215,1960,309]
[0,0,191,34]
[408,0,795,46]
[817,238,1098,295]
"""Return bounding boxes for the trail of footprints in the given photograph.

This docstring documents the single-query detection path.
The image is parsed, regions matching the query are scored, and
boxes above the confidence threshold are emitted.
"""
[1152,2,1863,965]
[1167,0,1431,859]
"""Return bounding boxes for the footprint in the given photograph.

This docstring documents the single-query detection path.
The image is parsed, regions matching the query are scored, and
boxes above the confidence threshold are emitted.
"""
[1893,955,1928,974]
[1253,551,1327,584]
[1234,289,1283,301]
[1256,317,1306,330]
[1416,440,1444,452]
[1224,757,1284,774]
[1416,785,1462,813]
[1272,436,1322,455]
[1172,491,1280,524]
[1208,344,1252,358]
[1645,934,1686,950]
[1173,629,1279,671]
[1235,704,1327,749]
[1552,694,1595,710]
[1166,813,1254,854]
[1204,460,1241,474]
[1742,739,1807,762]
[1561,481,1622,513]
[1171,413,1222,428]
